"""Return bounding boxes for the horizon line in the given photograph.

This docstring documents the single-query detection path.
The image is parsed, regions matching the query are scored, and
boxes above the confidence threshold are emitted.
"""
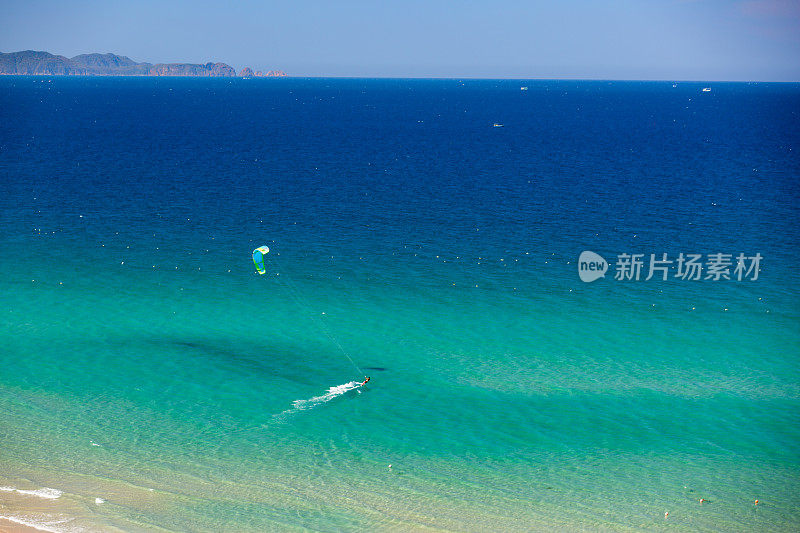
[2,51,798,83]
[2,73,799,83]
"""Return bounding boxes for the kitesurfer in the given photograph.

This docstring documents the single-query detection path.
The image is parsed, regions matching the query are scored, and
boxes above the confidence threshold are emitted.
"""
[361,376,370,386]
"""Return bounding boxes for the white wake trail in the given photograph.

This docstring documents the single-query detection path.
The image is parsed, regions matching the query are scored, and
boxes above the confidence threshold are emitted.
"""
[274,381,362,420]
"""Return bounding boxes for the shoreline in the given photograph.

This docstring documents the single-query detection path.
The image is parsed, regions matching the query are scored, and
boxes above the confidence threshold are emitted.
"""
[0,516,60,533]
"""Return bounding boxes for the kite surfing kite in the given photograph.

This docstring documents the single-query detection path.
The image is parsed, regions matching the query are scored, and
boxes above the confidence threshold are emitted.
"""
[252,246,269,275]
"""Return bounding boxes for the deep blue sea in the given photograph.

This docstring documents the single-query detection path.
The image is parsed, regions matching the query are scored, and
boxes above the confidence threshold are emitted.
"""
[0,77,798,531]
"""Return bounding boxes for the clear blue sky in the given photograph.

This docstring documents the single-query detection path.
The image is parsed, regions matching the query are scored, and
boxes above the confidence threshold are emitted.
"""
[1,0,798,80]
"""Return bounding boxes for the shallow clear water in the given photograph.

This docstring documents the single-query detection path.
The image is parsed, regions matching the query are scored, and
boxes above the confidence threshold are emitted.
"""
[0,77,798,531]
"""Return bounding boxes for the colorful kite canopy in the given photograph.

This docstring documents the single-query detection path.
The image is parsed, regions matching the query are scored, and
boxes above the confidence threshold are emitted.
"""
[252,246,269,274]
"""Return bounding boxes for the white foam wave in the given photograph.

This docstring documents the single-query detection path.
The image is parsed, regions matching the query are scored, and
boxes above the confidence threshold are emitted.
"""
[0,515,70,533]
[16,488,63,500]
[0,486,63,500]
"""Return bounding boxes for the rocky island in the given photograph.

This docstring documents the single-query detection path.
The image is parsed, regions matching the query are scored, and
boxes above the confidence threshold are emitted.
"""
[0,50,287,77]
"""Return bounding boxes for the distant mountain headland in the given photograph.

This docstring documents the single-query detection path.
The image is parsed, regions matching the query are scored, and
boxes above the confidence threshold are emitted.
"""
[0,50,287,77]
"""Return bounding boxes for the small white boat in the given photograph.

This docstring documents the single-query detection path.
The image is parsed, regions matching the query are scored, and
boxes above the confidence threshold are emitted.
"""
[702,87,711,92]
[520,86,528,91]
[493,123,504,127]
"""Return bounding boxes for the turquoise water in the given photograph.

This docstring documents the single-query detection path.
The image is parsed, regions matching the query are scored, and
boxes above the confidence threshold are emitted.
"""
[0,77,799,531]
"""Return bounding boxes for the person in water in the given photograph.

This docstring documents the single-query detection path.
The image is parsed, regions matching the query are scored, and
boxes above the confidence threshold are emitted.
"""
[361,376,370,386]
